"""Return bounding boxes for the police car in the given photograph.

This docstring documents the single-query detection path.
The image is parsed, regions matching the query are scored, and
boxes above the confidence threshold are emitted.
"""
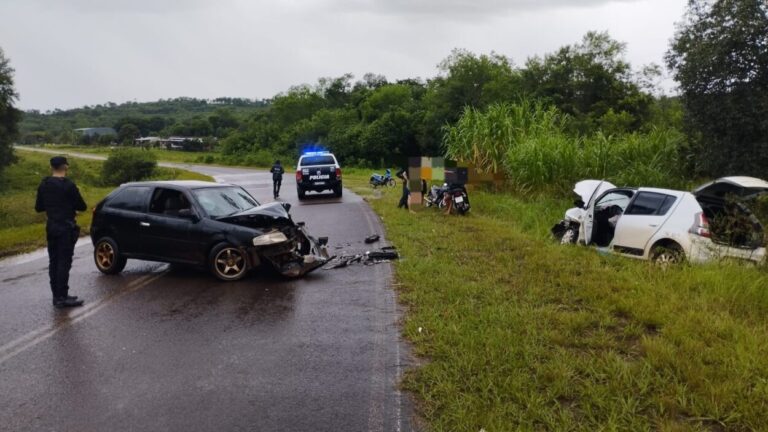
[295,151,342,200]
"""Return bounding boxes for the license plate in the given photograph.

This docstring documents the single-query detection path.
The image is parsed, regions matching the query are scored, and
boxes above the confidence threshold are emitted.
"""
[455,196,464,203]
[314,182,325,186]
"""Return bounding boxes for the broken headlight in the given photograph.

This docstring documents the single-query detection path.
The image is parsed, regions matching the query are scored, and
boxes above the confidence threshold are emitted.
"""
[253,231,289,246]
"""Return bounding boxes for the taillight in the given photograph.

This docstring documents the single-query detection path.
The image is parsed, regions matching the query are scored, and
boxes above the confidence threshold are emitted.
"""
[296,170,302,182]
[336,167,342,179]
[691,212,711,238]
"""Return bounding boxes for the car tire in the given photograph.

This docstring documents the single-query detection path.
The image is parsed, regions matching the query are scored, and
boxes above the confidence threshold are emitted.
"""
[94,237,128,275]
[209,243,249,281]
[561,228,578,245]
[334,185,343,198]
[297,187,306,200]
[651,243,684,265]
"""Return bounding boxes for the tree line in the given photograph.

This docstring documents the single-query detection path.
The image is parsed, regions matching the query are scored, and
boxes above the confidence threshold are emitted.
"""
[2,0,767,180]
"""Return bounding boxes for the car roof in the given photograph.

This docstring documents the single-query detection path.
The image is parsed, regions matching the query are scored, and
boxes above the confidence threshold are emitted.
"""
[120,180,231,189]
[637,187,687,197]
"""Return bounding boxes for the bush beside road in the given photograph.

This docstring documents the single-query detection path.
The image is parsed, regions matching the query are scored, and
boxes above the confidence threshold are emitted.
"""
[344,174,768,431]
[0,151,212,257]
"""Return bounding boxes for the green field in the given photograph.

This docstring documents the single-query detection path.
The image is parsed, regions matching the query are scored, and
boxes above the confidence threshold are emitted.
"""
[0,151,212,257]
[35,144,221,164]
[31,144,275,168]
[343,173,768,431]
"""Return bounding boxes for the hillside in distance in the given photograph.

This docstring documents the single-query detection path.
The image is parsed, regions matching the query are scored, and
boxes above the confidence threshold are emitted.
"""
[21,97,268,138]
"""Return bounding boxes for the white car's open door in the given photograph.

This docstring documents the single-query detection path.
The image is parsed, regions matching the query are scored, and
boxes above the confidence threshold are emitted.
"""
[575,180,616,245]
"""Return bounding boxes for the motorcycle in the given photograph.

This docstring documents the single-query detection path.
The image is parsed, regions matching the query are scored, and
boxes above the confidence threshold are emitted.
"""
[425,183,470,215]
[424,184,446,208]
[370,169,395,188]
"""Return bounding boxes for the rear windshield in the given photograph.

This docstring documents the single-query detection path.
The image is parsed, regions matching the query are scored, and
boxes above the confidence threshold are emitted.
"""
[300,155,335,166]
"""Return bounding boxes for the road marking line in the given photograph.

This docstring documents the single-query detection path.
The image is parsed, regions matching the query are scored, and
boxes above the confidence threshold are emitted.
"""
[0,272,152,355]
[0,271,166,365]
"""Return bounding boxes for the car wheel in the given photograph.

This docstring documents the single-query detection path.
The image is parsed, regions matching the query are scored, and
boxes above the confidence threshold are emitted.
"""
[209,244,249,281]
[297,187,306,200]
[94,237,127,275]
[651,243,684,266]
[560,228,578,245]
[334,185,343,198]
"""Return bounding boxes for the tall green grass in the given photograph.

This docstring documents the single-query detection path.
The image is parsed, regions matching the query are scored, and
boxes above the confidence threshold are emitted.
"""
[445,102,686,193]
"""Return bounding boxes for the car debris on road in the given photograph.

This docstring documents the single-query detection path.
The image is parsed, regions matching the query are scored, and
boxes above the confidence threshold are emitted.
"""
[323,246,399,270]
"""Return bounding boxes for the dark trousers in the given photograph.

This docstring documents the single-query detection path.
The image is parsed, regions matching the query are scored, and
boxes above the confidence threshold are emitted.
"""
[47,225,77,299]
[273,178,282,197]
[398,186,410,209]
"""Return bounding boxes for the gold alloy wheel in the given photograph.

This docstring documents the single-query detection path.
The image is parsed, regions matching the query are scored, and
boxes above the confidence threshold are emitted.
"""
[96,241,115,269]
[214,247,246,279]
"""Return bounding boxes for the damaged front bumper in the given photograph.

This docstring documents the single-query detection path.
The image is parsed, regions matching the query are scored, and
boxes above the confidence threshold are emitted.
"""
[258,223,332,278]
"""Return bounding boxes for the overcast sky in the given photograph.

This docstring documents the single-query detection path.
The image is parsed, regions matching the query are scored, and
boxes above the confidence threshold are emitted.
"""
[0,0,687,111]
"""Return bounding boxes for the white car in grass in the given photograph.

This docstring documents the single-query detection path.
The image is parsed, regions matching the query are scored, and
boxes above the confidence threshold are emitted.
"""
[554,177,768,264]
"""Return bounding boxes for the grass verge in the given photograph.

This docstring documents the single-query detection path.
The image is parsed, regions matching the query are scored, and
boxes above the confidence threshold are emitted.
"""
[345,171,768,431]
[0,151,212,258]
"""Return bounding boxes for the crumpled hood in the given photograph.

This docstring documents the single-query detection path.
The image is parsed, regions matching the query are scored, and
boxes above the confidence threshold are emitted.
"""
[217,202,291,227]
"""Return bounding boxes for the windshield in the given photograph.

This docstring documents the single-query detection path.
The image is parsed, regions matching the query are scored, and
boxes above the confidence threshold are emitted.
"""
[193,187,260,218]
[300,155,335,166]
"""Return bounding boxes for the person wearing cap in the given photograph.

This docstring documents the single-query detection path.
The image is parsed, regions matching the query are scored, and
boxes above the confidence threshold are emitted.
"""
[270,159,285,199]
[35,156,87,308]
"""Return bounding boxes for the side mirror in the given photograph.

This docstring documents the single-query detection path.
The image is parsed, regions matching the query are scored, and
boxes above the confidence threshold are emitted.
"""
[281,202,292,213]
[178,208,200,222]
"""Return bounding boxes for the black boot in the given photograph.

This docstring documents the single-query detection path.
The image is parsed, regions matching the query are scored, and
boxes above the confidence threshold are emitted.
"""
[53,297,84,308]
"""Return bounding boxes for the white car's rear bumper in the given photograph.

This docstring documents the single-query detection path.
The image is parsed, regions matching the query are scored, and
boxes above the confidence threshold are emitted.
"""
[687,236,766,264]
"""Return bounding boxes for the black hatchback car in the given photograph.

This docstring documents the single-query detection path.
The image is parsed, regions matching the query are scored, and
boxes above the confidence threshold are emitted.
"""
[90,181,330,281]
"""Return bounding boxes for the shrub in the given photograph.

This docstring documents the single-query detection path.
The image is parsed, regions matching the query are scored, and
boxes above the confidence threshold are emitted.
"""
[101,148,157,185]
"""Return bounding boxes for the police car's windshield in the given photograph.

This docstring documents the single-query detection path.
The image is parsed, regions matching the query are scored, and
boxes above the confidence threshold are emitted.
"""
[300,156,335,166]
[193,187,260,218]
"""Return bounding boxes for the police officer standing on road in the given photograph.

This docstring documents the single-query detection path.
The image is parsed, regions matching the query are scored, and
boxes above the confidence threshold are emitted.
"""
[270,159,285,199]
[35,156,87,308]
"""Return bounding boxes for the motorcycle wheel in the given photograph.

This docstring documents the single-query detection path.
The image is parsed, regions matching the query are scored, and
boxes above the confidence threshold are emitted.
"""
[387,179,396,187]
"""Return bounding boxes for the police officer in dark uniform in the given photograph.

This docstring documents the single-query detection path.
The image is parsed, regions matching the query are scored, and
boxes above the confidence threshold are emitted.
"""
[270,159,285,199]
[35,156,87,308]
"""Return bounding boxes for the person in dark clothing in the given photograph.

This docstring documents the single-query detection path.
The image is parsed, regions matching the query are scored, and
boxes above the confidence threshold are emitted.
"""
[270,160,285,199]
[396,168,414,213]
[35,156,87,308]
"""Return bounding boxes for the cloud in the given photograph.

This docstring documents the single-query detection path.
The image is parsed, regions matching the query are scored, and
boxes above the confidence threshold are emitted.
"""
[328,0,643,17]
[4,0,222,14]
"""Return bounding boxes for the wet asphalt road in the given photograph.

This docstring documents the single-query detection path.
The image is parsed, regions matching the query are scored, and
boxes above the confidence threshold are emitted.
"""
[0,154,414,431]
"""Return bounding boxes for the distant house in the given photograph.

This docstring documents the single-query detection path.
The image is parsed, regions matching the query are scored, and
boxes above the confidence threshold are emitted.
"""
[134,136,162,147]
[74,127,117,137]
